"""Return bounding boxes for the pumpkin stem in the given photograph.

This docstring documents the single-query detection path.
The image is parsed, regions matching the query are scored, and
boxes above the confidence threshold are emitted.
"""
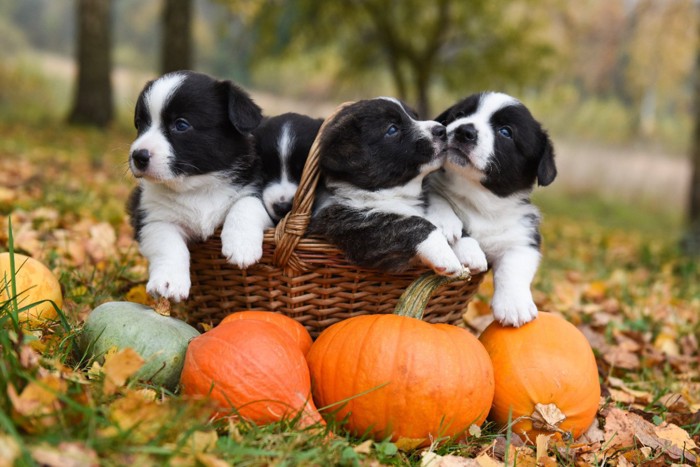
[394,269,471,320]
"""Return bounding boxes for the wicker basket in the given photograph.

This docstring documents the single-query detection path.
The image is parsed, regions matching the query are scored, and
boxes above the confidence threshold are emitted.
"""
[183,103,484,336]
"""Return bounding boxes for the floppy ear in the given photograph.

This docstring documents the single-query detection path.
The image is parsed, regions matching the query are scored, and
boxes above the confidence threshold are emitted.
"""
[225,81,263,134]
[434,107,452,125]
[537,131,557,187]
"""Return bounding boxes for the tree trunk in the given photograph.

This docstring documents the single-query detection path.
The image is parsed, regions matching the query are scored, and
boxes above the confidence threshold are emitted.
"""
[683,17,700,256]
[161,0,194,74]
[68,0,113,128]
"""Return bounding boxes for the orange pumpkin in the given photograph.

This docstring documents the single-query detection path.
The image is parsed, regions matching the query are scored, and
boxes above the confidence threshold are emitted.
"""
[479,312,600,442]
[180,319,323,427]
[306,273,494,449]
[220,311,312,355]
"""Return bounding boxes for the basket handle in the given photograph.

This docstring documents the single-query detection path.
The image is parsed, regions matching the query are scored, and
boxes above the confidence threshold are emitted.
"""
[272,102,355,270]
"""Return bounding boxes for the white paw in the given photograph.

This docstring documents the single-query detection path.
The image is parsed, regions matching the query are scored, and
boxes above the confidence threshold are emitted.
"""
[491,288,538,327]
[432,215,464,245]
[221,229,264,269]
[452,237,488,273]
[417,230,465,277]
[146,268,190,302]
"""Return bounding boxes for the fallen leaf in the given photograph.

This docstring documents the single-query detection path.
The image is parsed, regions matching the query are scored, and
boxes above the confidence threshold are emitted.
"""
[30,442,98,467]
[353,439,373,455]
[421,451,481,466]
[102,347,144,395]
[0,433,21,467]
[530,403,566,433]
[8,374,67,433]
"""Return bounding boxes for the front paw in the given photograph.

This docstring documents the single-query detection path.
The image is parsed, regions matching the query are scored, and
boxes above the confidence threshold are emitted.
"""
[146,268,191,302]
[221,230,264,269]
[429,215,463,245]
[452,237,488,273]
[417,231,465,277]
[491,288,538,327]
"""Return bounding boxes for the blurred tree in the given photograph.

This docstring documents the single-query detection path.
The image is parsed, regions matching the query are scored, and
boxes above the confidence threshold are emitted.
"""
[68,0,113,127]
[685,15,700,256]
[226,0,557,117]
[161,0,193,73]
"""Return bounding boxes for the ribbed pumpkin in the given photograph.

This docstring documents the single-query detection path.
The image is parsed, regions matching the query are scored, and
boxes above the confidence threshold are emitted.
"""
[307,272,494,449]
[180,319,323,427]
[479,312,600,442]
[219,311,312,355]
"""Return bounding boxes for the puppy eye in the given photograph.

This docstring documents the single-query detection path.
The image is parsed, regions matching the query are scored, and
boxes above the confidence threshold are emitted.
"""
[385,124,399,137]
[498,126,512,138]
[173,118,191,132]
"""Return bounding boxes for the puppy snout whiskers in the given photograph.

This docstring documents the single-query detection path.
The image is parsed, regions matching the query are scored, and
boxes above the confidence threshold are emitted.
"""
[455,123,477,143]
[131,149,151,171]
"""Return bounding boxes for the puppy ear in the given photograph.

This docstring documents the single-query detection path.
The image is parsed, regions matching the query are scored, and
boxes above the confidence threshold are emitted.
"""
[434,107,451,125]
[537,131,557,187]
[225,81,263,134]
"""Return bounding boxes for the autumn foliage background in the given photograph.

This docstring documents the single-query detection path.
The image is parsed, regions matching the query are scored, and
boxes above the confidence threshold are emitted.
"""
[1,1,700,465]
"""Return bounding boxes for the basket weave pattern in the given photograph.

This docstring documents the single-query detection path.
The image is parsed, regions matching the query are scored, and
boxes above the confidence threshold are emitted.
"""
[184,103,483,336]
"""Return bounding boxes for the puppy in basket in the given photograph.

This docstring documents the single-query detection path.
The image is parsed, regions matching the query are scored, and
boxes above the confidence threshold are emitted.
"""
[127,71,272,301]
[253,113,323,223]
[426,92,557,326]
[309,98,470,277]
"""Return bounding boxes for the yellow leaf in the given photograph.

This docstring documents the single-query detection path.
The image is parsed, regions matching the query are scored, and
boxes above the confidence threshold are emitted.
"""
[102,348,144,395]
[0,433,21,467]
[125,284,152,306]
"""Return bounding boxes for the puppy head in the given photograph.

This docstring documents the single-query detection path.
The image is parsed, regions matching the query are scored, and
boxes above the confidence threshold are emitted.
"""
[435,92,556,196]
[253,113,323,221]
[319,98,447,191]
[129,71,263,183]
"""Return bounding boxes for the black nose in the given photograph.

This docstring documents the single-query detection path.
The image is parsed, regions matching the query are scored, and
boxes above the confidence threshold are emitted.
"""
[131,149,150,171]
[431,125,447,141]
[455,123,477,143]
[272,201,292,219]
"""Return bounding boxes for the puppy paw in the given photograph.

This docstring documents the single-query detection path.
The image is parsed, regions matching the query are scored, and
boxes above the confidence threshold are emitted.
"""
[452,237,488,273]
[491,289,538,327]
[221,230,264,269]
[417,230,465,277]
[432,215,464,245]
[146,269,191,302]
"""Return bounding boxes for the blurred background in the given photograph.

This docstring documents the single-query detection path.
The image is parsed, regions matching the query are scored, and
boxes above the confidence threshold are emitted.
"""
[1,0,699,251]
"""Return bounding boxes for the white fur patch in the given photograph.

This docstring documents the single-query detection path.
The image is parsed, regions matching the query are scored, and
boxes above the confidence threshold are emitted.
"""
[138,221,191,301]
[415,230,464,277]
[221,196,273,268]
[263,122,299,219]
[129,73,187,181]
[445,92,519,172]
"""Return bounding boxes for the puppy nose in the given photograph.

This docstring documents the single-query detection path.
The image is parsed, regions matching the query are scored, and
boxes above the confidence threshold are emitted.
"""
[272,201,292,219]
[455,123,477,142]
[431,125,447,141]
[131,149,151,170]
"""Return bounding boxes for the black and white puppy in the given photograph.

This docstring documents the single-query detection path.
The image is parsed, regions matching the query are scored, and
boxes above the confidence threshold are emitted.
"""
[252,113,323,222]
[308,98,465,276]
[426,92,557,326]
[127,71,272,301]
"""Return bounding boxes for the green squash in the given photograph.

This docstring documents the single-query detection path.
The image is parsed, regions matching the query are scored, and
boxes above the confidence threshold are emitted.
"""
[79,301,200,391]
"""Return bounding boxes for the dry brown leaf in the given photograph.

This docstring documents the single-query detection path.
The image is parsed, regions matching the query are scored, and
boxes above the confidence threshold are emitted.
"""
[0,434,21,467]
[648,423,698,461]
[602,407,647,450]
[421,451,481,466]
[530,403,566,432]
[353,439,373,455]
[8,374,67,433]
[30,442,98,467]
[108,389,171,443]
[102,347,144,395]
